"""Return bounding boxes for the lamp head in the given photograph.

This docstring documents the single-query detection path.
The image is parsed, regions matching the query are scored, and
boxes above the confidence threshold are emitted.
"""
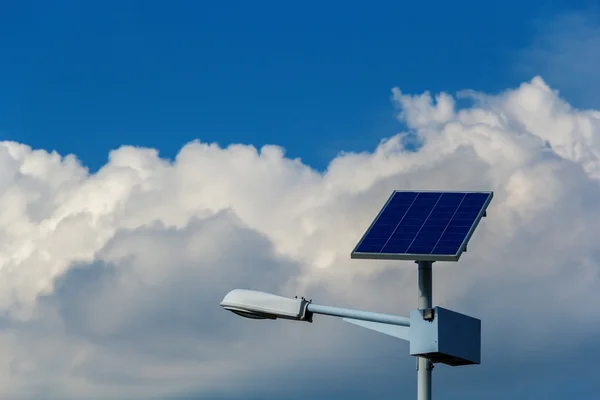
[220,289,313,322]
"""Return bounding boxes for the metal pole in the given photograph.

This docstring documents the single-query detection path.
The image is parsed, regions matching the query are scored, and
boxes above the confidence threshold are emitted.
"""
[417,261,433,400]
[306,303,411,327]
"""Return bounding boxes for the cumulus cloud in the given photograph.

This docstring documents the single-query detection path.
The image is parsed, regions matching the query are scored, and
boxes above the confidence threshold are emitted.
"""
[1,76,600,399]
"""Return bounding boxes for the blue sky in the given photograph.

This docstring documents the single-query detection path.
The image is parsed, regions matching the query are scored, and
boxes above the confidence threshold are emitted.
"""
[0,0,594,171]
[1,2,600,400]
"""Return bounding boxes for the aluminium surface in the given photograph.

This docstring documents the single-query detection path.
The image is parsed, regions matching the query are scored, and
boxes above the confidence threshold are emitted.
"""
[351,190,493,262]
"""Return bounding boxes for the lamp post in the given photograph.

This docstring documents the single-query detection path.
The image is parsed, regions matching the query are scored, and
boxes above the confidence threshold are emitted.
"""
[417,261,433,400]
[220,190,492,400]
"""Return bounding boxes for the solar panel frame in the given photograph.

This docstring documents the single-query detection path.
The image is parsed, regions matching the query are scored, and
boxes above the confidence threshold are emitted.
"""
[351,190,493,262]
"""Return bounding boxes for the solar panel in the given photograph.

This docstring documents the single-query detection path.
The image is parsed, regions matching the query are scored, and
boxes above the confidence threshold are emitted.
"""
[351,191,493,262]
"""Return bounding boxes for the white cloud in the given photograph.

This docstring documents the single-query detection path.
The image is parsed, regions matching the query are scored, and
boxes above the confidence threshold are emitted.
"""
[1,76,600,398]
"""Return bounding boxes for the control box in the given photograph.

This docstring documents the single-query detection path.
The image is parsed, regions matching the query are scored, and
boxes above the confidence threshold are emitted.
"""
[409,307,481,366]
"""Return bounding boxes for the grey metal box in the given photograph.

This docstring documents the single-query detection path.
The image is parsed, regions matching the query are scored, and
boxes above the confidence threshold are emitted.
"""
[409,307,481,366]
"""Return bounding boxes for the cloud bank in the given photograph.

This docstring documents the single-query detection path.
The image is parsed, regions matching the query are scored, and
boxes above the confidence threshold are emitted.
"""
[1,76,599,399]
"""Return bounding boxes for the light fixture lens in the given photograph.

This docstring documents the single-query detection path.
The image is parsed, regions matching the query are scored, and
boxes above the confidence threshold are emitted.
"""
[225,307,276,320]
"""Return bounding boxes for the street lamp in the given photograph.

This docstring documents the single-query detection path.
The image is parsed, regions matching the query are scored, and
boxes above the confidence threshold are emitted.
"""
[220,190,493,400]
[221,288,411,327]
[220,287,480,360]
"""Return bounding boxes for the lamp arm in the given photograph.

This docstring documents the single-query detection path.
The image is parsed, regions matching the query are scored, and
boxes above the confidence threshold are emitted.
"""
[305,303,410,327]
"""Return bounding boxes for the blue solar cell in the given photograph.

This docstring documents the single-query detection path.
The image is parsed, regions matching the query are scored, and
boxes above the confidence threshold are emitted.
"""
[352,191,493,261]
